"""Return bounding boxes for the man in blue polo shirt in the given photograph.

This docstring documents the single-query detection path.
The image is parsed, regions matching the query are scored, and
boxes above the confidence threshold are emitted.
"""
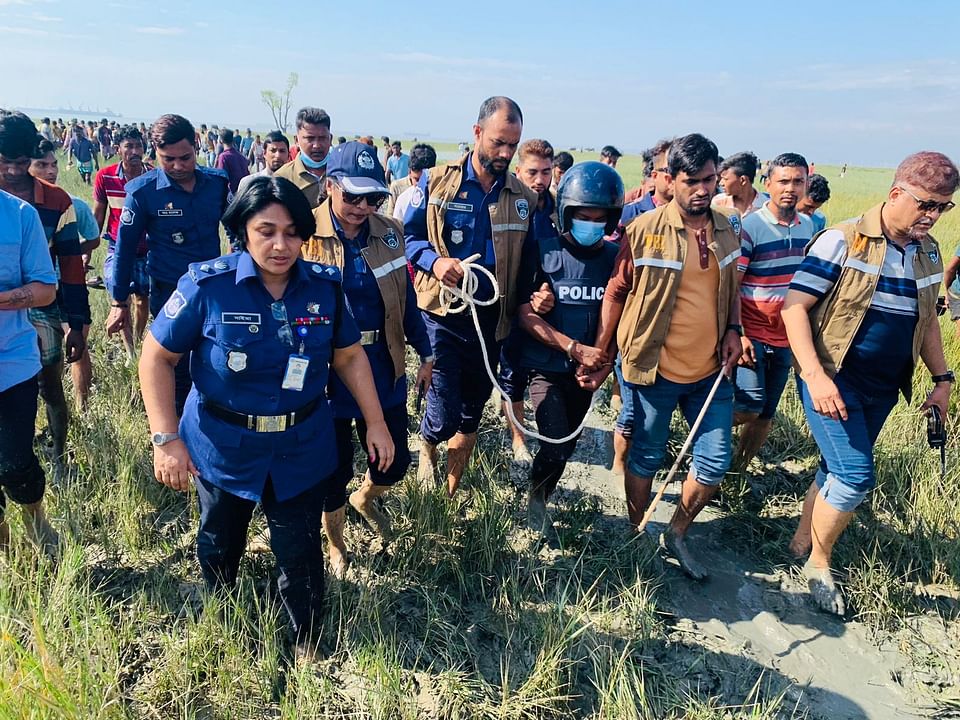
[0,187,60,556]
[106,113,231,413]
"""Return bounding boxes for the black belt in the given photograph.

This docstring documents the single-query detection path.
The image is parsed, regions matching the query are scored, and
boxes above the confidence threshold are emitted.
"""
[203,396,320,433]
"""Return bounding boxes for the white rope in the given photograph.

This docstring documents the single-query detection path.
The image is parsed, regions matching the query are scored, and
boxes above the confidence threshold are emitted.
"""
[437,254,598,445]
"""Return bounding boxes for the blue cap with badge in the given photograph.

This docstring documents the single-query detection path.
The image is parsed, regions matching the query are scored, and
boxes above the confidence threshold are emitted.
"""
[325,141,389,194]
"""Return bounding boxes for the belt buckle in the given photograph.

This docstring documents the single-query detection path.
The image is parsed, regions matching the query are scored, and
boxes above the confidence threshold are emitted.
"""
[255,414,287,432]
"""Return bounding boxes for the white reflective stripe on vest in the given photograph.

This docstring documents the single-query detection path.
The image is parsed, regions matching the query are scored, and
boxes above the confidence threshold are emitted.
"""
[634,257,683,271]
[371,256,408,279]
[842,257,881,275]
[916,272,944,290]
[491,223,528,232]
[718,249,740,269]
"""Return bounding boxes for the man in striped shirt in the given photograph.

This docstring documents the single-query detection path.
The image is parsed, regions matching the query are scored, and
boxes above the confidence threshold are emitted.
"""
[732,153,813,471]
[782,152,957,614]
[93,125,151,343]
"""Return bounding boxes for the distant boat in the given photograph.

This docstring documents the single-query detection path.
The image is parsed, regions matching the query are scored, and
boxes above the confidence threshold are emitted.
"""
[18,106,123,119]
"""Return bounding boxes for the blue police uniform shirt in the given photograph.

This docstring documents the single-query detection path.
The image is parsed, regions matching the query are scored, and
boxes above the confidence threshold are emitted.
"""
[327,211,432,418]
[111,166,231,303]
[404,153,516,303]
[532,192,559,242]
[149,251,361,502]
[619,193,656,225]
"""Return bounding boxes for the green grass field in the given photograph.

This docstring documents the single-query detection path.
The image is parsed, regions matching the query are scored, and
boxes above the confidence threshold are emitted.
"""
[2,146,959,718]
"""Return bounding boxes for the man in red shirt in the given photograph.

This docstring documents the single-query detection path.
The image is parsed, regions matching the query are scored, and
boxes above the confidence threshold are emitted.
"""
[94,125,151,345]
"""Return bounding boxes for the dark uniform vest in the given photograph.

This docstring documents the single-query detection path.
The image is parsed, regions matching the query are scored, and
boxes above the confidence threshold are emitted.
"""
[520,236,619,373]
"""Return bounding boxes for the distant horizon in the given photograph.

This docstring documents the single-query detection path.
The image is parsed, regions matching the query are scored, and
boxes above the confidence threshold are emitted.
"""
[5,0,959,168]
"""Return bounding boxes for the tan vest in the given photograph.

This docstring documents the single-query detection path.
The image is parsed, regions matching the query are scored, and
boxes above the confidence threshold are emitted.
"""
[274,155,325,209]
[413,156,538,341]
[617,201,742,385]
[301,200,410,381]
[805,203,943,398]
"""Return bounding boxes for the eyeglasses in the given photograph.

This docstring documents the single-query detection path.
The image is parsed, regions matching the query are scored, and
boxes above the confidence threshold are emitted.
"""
[271,300,294,347]
[898,186,955,215]
[334,183,388,209]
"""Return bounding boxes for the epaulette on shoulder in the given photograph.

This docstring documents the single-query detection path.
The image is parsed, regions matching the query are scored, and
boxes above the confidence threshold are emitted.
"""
[187,255,237,283]
[125,169,159,193]
[198,165,229,181]
[305,261,342,283]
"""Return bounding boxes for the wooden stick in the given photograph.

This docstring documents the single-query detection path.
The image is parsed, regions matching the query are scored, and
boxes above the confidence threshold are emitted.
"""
[636,371,728,534]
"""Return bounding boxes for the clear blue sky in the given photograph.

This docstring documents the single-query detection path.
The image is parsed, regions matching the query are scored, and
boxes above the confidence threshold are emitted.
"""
[3,0,959,166]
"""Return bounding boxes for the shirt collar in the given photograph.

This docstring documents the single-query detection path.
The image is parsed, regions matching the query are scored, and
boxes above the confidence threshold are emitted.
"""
[235,250,310,288]
[464,152,503,189]
[759,202,800,227]
[156,167,206,191]
[329,206,368,246]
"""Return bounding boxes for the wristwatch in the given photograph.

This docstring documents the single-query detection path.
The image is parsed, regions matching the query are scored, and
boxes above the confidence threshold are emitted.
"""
[151,432,180,446]
[420,354,435,364]
[726,323,743,336]
[932,370,955,384]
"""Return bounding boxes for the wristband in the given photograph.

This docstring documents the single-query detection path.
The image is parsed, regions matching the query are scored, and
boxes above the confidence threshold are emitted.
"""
[420,355,435,364]
[565,339,577,359]
[726,323,743,336]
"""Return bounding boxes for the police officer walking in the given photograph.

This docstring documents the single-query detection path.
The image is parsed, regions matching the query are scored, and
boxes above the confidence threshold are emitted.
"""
[404,96,538,496]
[301,142,433,578]
[516,162,622,536]
[106,114,231,413]
[139,176,394,658]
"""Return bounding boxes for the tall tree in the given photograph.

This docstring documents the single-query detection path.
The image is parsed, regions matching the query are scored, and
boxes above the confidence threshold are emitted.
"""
[260,72,299,132]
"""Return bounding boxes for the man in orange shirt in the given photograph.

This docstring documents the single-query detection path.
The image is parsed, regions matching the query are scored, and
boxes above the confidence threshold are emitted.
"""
[581,133,742,580]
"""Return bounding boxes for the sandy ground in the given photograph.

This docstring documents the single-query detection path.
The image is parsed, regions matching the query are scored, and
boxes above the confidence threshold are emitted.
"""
[548,412,934,720]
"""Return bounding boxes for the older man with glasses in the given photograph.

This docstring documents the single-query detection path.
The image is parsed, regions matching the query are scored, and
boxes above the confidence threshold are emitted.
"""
[782,151,958,615]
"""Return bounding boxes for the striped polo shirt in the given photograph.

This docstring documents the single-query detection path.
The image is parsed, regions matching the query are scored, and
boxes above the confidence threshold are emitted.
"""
[30,178,90,329]
[790,227,920,395]
[738,204,813,347]
[94,162,149,254]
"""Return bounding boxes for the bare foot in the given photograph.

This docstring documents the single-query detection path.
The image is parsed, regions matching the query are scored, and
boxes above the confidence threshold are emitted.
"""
[660,529,708,581]
[328,548,350,581]
[803,560,845,615]
[527,493,548,533]
[349,492,393,542]
[24,512,60,560]
[417,443,438,487]
[512,441,533,467]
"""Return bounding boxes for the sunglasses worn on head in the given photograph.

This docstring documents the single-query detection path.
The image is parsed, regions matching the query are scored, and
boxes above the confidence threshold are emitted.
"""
[335,183,388,209]
[899,186,955,215]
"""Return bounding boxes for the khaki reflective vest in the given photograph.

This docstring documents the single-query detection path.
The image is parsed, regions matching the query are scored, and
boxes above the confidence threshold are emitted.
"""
[804,203,943,399]
[414,155,538,341]
[617,201,742,385]
[274,155,325,209]
[301,199,410,381]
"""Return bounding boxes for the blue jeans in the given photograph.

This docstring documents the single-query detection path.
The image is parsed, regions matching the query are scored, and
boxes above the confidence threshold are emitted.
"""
[614,354,634,436]
[798,375,899,512]
[627,372,734,485]
[734,340,793,419]
[196,475,326,643]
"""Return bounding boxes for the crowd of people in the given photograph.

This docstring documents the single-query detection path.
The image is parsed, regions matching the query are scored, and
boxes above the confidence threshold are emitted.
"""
[1,97,957,659]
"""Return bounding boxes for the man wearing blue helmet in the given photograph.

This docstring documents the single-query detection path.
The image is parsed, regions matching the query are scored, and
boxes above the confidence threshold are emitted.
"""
[515,161,622,537]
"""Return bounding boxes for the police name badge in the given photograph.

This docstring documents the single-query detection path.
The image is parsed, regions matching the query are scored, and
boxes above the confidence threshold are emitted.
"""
[516,198,529,221]
[281,354,310,391]
[172,232,185,245]
[383,229,400,250]
[227,351,247,372]
[450,229,464,245]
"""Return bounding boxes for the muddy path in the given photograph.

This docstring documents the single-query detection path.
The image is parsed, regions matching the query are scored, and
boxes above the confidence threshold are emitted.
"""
[550,415,931,719]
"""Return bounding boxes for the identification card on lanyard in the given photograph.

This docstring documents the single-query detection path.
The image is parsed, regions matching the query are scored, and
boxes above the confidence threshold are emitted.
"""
[281,354,310,391]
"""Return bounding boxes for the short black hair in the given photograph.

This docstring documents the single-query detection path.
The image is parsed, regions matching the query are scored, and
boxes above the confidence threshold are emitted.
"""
[667,133,719,177]
[222,176,316,248]
[409,143,437,172]
[650,138,674,166]
[220,128,235,145]
[114,124,144,146]
[381,135,390,143]
[807,173,831,203]
[641,148,655,178]
[601,145,622,159]
[337,136,347,145]
[0,109,40,159]
[719,151,759,182]
[767,152,809,179]
[296,107,331,130]
[36,139,56,156]
[553,151,574,172]
[391,140,401,149]
[150,114,195,149]
[477,96,523,126]
[264,130,289,149]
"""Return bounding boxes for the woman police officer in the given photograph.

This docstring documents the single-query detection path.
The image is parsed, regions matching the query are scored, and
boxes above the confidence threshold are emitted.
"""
[300,141,433,578]
[139,176,393,655]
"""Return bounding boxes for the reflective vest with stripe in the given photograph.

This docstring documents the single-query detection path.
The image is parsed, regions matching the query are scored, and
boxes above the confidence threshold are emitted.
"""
[805,203,943,400]
[414,155,538,341]
[617,201,742,385]
[301,199,410,381]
